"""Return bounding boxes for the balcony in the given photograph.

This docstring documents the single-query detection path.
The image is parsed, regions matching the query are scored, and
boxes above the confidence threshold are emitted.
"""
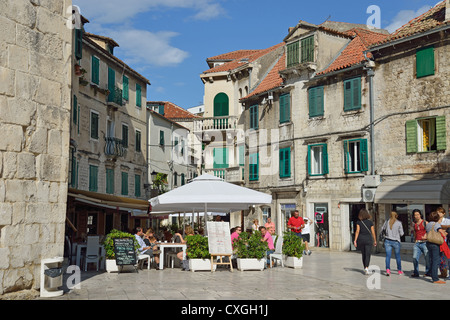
[193,115,238,132]
[107,87,123,109]
[105,137,126,158]
[205,166,244,184]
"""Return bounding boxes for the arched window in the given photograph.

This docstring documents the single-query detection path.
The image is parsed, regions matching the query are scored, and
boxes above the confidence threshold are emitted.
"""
[213,93,229,117]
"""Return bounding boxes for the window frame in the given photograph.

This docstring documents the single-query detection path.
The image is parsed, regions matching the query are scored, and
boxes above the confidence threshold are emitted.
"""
[91,55,100,85]
[89,164,98,192]
[308,85,324,118]
[90,110,99,140]
[279,93,291,124]
[249,104,259,130]
[343,138,368,174]
[416,46,435,79]
[279,147,291,178]
[308,143,329,176]
[343,77,361,111]
[249,152,259,181]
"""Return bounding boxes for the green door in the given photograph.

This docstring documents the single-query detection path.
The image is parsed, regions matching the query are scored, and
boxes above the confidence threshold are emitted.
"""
[213,93,229,129]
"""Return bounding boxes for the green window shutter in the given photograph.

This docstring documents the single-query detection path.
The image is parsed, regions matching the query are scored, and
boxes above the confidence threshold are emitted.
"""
[214,93,229,117]
[287,41,299,67]
[106,168,114,194]
[279,148,291,178]
[213,148,228,169]
[360,139,368,172]
[89,165,98,192]
[122,124,128,147]
[91,56,99,85]
[159,104,164,115]
[436,116,447,151]
[122,76,129,100]
[73,95,77,125]
[75,29,83,60]
[135,130,141,152]
[250,105,258,129]
[174,173,178,186]
[301,36,314,63]
[181,173,185,186]
[90,112,99,139]
[405,120,418,153]
[416,46,435,78]
[249,153,259,181]
[344,77,361,111]
[159,130,164,146]
[343,140,349,173]
[307,145,312,176]
[121,172,128,195]
[322,144,329,175]
[136,84,142,107]
[135,174,141,197]
[280,93,290,123]
[309,86,324,118]
[108,67,115,101]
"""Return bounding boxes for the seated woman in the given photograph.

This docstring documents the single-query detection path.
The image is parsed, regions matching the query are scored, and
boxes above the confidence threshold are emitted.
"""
[174,226,195,270]
[144,229,161,270]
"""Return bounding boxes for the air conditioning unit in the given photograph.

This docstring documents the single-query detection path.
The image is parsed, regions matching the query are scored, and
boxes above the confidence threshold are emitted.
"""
[362,188,376,202]
[364,175,381,187]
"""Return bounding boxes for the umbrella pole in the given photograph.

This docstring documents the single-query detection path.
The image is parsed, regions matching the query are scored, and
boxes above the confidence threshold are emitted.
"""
[204,203,208,236]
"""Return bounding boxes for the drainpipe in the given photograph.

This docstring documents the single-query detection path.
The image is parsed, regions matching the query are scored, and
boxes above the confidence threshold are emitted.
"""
[364,52,375,176]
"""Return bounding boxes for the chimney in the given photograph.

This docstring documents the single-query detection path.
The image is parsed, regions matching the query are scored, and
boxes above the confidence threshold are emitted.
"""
[446,0,450,21]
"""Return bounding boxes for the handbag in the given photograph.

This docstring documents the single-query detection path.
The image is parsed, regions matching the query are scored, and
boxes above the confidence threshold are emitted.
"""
[427,223,444,245]
[379,221,387,242]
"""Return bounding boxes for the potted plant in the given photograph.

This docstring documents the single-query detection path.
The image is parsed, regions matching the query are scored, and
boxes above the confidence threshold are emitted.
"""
[234,231,268,271]
[103,229,139,272]
[282,231,306,268]
[186,234,215,272]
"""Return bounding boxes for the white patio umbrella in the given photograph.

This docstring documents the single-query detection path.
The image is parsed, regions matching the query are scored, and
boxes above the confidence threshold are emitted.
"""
[149,174,272,213]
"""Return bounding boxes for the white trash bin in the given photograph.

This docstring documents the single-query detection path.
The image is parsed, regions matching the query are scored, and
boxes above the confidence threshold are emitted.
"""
[40,257,64,298]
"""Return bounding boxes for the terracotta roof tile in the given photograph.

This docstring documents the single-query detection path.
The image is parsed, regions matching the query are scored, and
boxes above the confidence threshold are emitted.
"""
[147,101,200,119]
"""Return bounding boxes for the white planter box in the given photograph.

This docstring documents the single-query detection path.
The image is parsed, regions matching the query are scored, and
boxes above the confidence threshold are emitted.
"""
[237,258,265,271]
[106,259,136,273]
[285,256,303,269]
[189,259,216,272]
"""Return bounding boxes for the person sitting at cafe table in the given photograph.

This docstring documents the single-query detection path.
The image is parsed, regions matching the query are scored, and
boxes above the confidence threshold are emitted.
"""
[259,226,275,268]
[230,226,242,250]
[144,229,161,270]
[174,226,195,270]
[134,227,153,259]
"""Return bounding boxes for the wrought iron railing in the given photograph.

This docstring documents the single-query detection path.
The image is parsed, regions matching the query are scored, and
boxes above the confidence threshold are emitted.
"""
[105,137,126,158]
[108,87,123,106]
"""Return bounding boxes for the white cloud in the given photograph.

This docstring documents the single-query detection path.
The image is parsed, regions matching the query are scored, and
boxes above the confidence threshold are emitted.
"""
[385,5,432,33]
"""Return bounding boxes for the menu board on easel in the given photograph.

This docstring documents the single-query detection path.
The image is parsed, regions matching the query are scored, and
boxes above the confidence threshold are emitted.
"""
[206,222,232,255]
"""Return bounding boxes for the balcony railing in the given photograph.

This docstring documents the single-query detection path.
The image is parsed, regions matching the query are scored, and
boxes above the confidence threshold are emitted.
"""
[107,87,123,107]
[205,167,244,183]
[193,116,238,132]
[105,137,126,158]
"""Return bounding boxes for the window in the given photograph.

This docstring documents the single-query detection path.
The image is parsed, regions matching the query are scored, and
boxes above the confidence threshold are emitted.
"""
[73,95,78,125]
[213,148,228,169]
[308,144,328,176]
[343,77,361,111]
[135,130,141,152]
[106,168,114,194]
[136,83,142,107]
[287,41,299,68]
[416,46,435,78]
[173,172,178,186]
[90,111,99,140]
[279,93,290,123]
[301,36,314,63]
[159,130,165,146]
[91,56,100,85]
[406,116,446,153]
[108,67,115,102]
[122,124,128,147]
[122,76,129,100]
[344,139,368,173]
[69,147,78,188]
[158,104,164,115]
[74,29,83,60]
[180,173,185,186]
[89,165,98,192]
[309,86,324,118]
[135,174,141,197]
[121,172,128,195]
[249,104,259,130]
[249,153,259,181]
[279,148,291,178]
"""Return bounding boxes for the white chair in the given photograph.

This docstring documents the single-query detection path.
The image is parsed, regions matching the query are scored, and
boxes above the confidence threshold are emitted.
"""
[269,235,284,268]
[83,236,100,271]
[138,254,152,270]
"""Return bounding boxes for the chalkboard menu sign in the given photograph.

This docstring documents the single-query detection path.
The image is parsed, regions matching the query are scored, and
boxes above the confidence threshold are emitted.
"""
[113,238,137,266]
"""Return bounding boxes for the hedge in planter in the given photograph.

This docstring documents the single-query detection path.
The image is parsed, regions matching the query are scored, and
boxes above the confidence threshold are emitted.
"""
[103,229,139,260]
[186,234,210,259]
[235,231,268,259]
[282,231,306,259]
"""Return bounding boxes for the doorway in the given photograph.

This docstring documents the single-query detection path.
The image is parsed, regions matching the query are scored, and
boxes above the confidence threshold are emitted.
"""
[314,203,329,248]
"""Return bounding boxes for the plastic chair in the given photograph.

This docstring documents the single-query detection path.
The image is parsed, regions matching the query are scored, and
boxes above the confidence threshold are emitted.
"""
[138,254,152,270]
[83,236,100,271]
[269,235,284,267]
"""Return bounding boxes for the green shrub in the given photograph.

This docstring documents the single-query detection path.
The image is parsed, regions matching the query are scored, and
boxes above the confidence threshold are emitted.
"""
[103,229,139,259]
[234,231,268,259]
[186,234,210,259]
[282,231,306,259]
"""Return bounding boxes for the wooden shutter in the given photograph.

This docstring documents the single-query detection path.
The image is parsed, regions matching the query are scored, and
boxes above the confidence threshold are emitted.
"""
[416,46,435,78]
[301,36,314,63]
[108,67,115,101]
[91,56,99,85]
[75,29,83,60]
[90,112,98,139]
[122,76,129,100]
[121,172,128,195]
[360,139,368,172]
[343,140,349,173]
[136,84,142,107]
[73,95,77,125]
[106,168,114,194]
[405,120,418,153]
[287,41,299,67]
[213,148,228,169]
[122,124,128,147]
[249,153,259,181]
[322,144,329,175]
[309,86,324,117]
[279,148,291,178]
[344,77,361,111]
[159,130,164,146]
[89,165,98,192]
[280,94,290,123]
[250,105,258,129]
[436,116,447,151]
[135,130,141,152]
[135,174,141,197]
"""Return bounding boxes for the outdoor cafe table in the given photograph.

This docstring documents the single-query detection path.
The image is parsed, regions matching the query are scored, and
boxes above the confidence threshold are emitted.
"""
[157,242,186,270]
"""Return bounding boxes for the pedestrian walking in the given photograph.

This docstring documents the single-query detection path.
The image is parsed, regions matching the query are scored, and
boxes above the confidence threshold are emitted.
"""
[426,211,447,284]
[353,209,377,275]
[411,209,430,278]
[437,207,450,279]
[382,211,404,276]
[302,217,312,255]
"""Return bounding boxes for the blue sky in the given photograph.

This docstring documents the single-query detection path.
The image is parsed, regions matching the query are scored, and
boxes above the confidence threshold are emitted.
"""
[73,0,438,110]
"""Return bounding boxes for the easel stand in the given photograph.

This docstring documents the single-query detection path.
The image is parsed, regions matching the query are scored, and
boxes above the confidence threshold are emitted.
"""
[210,254,233,272]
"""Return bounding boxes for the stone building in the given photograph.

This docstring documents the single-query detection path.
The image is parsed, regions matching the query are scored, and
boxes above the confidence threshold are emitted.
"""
[66,18,151,242]
[368,0,450,251]
[0,0,72,295]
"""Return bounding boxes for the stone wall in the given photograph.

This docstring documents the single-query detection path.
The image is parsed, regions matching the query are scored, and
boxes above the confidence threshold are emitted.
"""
[0,0,72,295]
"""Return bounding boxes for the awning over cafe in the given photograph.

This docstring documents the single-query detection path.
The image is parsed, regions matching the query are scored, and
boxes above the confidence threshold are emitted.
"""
[68,187,150,211]
[374,179,450,204]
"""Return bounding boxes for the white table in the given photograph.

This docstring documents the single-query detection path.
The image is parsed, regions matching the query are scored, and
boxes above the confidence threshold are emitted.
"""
[75,243,106,270]
[157,243,186,270]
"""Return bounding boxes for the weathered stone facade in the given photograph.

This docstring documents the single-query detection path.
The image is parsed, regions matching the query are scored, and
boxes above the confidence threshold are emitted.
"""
[0,0,72,295]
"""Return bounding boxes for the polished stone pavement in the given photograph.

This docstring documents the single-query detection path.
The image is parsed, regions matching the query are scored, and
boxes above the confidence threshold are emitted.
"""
[40,249,445,301]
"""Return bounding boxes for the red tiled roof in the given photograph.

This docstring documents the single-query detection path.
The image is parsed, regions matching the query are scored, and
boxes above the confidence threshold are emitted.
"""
[371,1,448,46]
[147,101,200,119]
[316,28,389,75]
[203,43,285,74]
[207,50,262,62]
[241,51,286,100]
